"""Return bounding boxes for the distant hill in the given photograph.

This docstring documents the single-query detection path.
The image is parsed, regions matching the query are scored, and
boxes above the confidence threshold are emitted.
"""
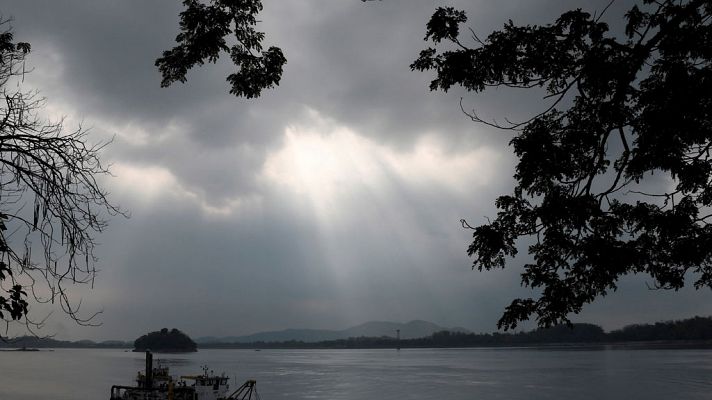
[196,320,470,344]
[0,336,130,348]
[134,328,197,352]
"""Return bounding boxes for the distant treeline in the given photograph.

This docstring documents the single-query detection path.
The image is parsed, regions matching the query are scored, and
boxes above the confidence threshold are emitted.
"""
[202,316,712,349]
[4,316,712,349]
[0,336,130,349]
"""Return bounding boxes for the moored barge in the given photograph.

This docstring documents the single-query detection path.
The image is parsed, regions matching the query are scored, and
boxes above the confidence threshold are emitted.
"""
[110,351,259,400]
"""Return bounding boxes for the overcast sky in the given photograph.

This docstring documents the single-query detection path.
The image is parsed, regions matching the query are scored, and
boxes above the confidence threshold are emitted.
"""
[1,0,710,341]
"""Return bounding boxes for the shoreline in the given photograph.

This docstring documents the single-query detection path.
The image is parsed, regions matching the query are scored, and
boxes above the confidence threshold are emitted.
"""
[3,339,712,351]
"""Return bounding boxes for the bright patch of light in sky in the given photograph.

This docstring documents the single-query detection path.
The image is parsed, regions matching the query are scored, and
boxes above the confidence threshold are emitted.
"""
[112,163,184,203]
[263,109,500,223]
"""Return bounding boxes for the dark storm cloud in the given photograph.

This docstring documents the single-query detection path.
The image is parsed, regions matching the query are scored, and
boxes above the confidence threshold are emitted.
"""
[0,0,709,340]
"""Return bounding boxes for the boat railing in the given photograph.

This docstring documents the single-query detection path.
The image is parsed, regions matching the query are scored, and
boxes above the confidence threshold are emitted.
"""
[109,384,196,400]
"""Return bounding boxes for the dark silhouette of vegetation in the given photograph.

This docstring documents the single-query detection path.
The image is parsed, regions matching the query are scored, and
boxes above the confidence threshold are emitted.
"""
[202,324,608,349]
[0,336,130,349]
[2,316,712,350]
[198,316,712,349]
[412,0,712,330]
[133,328,197,352]
[0,19,121,338]
[157,0,286,98]
[608,315,712,342]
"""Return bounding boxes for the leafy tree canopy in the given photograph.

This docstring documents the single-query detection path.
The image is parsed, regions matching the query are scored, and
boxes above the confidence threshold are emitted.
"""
[156,0,286,98]
[134,328,198,352]
[412,0,712,329]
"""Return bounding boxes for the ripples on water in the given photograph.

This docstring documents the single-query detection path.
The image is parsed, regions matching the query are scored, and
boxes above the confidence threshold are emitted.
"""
[1,347,712,400]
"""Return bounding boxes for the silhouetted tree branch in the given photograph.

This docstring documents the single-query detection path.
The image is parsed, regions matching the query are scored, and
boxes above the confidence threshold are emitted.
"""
[0,19,122,337]
[413,0,712,329]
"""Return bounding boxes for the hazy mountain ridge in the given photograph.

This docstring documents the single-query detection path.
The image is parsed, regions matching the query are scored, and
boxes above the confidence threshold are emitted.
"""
[3,316,712,349]
[200,317,712,349]
[0,336,131,348]
[196,320,471,344]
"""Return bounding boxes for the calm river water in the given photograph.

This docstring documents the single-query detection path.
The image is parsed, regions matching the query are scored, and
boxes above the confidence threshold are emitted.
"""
[1,347,711,399]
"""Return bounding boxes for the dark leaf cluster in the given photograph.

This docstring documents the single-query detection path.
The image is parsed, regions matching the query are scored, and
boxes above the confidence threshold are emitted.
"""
[156,0,286,98]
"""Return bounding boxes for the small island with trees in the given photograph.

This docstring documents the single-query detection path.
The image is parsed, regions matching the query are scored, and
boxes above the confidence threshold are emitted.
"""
[133,328,197,353]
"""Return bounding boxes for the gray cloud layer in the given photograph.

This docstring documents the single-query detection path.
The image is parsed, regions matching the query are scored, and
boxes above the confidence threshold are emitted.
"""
[0,0,709,340]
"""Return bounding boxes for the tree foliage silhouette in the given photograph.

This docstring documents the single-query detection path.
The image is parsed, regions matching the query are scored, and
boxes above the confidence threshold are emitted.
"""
[156,0,286,98]
[134,328,197,352]
[412,0,712,329]
[0,21,120,336]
